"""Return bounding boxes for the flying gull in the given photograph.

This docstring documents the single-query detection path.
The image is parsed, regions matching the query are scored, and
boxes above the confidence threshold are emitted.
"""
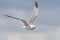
[5,1,39,30]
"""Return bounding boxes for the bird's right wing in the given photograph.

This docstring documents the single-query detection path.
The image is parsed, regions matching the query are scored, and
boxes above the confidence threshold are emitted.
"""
[5,15,29,26]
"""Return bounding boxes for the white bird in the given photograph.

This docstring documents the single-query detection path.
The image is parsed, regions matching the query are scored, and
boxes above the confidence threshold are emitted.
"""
[5,1,39,30]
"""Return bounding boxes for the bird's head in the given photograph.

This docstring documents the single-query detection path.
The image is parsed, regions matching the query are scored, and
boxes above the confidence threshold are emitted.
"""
[30,24,36,29]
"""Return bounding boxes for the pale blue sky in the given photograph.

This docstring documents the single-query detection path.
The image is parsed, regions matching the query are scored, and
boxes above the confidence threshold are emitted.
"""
[0,0,60,40]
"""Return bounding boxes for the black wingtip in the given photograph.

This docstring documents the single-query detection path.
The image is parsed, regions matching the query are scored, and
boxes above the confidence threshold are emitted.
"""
[5,15,8,16]
[35,1,38,8]
[5,15,9,17]
[5,15,20,20]
[5,15,13,18]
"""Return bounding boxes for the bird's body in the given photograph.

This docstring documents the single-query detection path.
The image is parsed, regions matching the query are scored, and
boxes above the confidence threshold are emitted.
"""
[5,1,39,30]
[22,25,36,30]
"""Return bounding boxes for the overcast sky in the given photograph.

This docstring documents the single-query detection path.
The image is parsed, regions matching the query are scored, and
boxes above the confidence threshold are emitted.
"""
[0,0,60,40]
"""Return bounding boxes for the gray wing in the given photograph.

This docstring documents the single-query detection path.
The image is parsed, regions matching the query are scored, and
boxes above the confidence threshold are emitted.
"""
[29,1,38,24]
[5,15,29,26]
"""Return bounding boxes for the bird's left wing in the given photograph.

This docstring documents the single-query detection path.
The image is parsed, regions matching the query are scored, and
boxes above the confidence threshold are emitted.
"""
[29,1,38,24]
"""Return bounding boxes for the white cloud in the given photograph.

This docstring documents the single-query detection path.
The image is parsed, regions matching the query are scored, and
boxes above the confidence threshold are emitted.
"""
[0,32,45,40]
[0,26,60,40]
[0,19,7,27]
[52,27,60,40]
[46,27,60,40]
[7,33,23,40]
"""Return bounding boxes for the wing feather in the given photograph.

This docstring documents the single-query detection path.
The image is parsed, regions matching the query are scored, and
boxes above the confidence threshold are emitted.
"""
[29,1,38,24]
[5,15,29,26]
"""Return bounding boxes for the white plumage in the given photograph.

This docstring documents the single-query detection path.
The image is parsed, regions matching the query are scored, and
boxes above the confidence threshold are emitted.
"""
[5,1,39,30]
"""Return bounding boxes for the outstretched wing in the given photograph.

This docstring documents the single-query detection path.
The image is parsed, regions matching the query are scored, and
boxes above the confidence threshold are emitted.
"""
[29,1,38,24]
[5,15,29,26]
